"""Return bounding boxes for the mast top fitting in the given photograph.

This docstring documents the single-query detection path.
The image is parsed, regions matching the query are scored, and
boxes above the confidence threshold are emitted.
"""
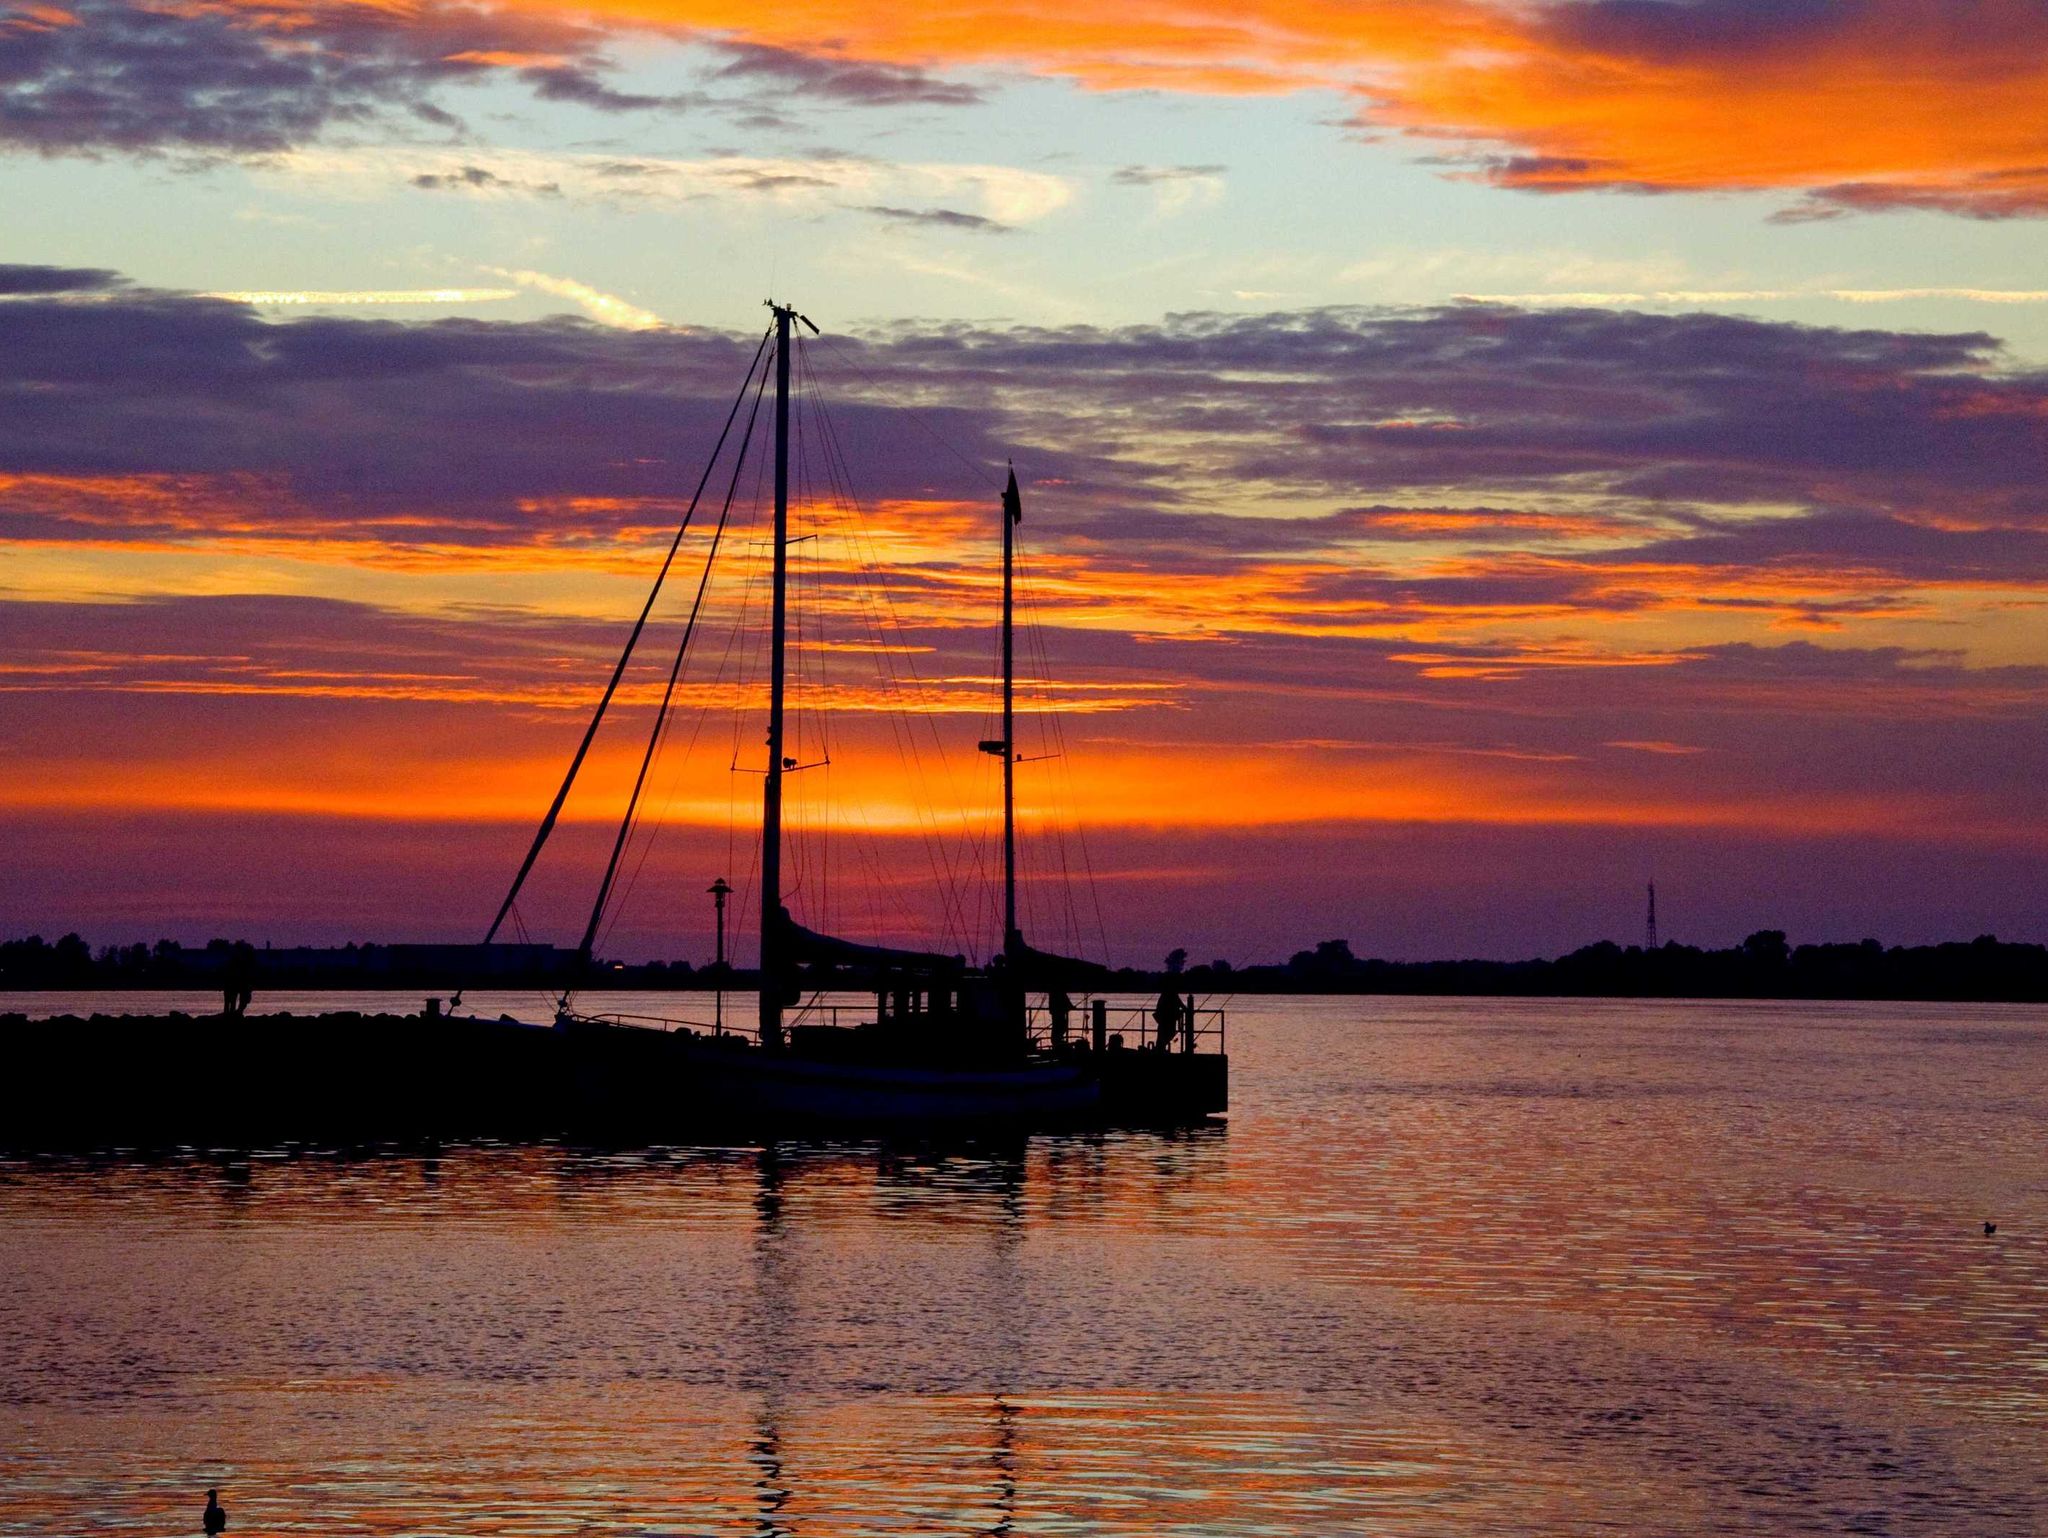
[764,299,820,334]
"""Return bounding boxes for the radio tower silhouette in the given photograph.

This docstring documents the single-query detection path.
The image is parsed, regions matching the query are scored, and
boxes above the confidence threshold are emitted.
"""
[1645,881,1659,951]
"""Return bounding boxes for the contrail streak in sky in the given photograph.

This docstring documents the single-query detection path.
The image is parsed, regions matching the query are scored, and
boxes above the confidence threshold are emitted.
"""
[204,288,519,306]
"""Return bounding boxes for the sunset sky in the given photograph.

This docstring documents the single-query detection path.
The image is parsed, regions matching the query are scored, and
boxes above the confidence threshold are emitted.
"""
[4,0,2047,965]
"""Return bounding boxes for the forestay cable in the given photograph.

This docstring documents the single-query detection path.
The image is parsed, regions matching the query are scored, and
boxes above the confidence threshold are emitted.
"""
[479,325,774,946]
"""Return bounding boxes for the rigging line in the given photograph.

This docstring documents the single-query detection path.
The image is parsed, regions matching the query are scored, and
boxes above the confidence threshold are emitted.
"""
[806,369,985,957]
[802,361,960,945]
[597,417,774,956]
[481,324,775,947]
[502,904,558,1017]
[594,494,759,955]
[576,344,775,964]
[1017,565,1083,952]
[798,341,875,939]
[728,387,776,971]
[596,406,780,961]
[1020,556,1113,967]
[812,331,1007,495]
[793,341,837,929]
[800,341,895,942]
[788,338,833,917]
[795,344,836,935]
[821,355,992,962]
[787,350,814,913]
[720,485,762,904]
[595,574,745,958]
[586,344,773,962]
[718,429,768,778]
[1011,542,1085,956]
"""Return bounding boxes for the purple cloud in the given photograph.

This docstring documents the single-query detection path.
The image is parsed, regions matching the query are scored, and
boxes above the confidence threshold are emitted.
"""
[708,41,981,107]
[3,276,2047,614]
[857,205,1013,233]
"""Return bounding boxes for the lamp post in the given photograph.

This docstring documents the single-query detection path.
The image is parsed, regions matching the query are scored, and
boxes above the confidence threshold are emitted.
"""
[709,877,732,1032]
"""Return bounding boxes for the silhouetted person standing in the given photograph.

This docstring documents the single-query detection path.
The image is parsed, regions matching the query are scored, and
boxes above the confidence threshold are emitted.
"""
[1048,989,1073,1049]
[202,1489,228,1536]
[222,942,256,1018]
[1153,988,1178,1052]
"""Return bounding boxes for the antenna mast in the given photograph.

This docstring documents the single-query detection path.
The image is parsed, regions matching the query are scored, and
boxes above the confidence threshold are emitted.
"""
[1646,881,1659,951]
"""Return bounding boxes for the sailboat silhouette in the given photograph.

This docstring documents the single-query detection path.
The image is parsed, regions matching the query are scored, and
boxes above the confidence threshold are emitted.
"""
[468,301,1227,1129]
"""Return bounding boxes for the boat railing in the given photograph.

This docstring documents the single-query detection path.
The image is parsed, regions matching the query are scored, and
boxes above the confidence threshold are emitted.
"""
[1024,1001,1226,1056]
[575,1009,727,1036]
[786,1002,867,1031]
[578,998,1227,1055]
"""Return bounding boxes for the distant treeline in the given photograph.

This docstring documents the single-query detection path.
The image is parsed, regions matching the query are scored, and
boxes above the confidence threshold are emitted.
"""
[0,935,599,991]
[4,929,2046,1003]
[1188,932,2048,1003]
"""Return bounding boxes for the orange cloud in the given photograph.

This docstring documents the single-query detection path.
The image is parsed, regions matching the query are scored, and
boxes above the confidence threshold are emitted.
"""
[1380,1,2048,217]
[535,0,1504,93]
[466,0,2048,217]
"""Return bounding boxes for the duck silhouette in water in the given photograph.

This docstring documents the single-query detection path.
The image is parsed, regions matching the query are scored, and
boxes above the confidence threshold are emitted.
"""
[203,1489,227,1535]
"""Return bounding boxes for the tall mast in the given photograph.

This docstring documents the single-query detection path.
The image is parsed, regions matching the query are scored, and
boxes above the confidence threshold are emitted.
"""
[1001,468,1022,958]
[759,301,795,1046]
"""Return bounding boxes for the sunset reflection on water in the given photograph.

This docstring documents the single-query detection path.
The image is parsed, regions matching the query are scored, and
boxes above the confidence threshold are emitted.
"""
[2,996,2043,1534]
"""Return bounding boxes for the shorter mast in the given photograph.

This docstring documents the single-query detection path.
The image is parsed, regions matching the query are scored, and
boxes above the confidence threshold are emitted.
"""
[984,469,1025,962]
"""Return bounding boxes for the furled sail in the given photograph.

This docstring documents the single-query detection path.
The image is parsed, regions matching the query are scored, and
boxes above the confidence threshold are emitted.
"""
[1004,935,1113,987]
[773,907,967,975]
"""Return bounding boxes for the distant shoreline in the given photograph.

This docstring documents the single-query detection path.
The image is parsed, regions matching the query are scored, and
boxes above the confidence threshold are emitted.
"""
[5,928,2045,1006]
[6,982,2048,1004]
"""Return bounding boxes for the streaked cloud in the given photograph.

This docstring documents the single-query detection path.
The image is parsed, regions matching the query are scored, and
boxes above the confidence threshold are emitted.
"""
[274,146,1075,226]
[1461,288,2048,308]
[204,287,520,308]
[1606,740,1706,756]
[1110,163,1227,217]
[0,262,123,294]
[857,205,1013,234]
[483,268,667,329]
[705,38,981,106]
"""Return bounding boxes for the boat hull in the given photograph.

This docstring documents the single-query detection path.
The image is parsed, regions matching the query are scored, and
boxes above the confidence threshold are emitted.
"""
[552,1018,1227,1131]
[0,1010,1224,1147]
[672,1035,1101,1125]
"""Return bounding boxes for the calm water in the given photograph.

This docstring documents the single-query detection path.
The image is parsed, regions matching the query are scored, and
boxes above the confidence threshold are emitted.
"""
[2,994,2044,1535]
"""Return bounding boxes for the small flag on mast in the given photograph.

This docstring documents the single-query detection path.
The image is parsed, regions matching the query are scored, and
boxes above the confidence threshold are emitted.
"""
[1003,466,1022,524]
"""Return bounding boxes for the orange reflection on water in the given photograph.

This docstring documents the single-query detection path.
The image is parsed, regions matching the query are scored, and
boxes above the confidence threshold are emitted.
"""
[4,997,2048,1534]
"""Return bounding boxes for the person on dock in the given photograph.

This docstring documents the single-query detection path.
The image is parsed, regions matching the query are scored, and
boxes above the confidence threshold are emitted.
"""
[1048,988,1073,1049]
[1153,988,1179,1052]
[202,1488,228,1535]
[221,942,256,1018]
